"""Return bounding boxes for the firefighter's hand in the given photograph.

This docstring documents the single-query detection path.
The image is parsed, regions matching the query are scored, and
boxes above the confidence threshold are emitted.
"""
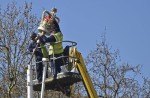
[36,39,40,44]
[37,37,45,44]
[38,33,43,37]
[38,31,46,37]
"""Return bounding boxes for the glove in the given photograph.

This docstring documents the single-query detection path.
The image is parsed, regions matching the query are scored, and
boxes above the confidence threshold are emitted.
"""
[36,39,40,44]
[36,37,45,45]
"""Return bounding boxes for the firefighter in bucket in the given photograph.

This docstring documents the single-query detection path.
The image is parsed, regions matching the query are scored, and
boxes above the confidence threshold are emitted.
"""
[37,8,64,78]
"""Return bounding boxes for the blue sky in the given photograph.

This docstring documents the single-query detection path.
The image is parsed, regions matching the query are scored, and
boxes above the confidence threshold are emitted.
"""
[1,0,150,78]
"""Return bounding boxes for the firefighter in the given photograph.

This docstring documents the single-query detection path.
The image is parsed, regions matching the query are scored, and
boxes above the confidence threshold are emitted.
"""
[38,19,64,78]
[28,32,48,83]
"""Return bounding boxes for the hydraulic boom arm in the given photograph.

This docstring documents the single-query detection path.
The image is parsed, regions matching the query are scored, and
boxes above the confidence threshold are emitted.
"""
[74,49,98,98]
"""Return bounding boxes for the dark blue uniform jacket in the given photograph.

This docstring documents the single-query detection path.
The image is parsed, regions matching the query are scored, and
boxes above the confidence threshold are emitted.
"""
[28,42,43,61]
